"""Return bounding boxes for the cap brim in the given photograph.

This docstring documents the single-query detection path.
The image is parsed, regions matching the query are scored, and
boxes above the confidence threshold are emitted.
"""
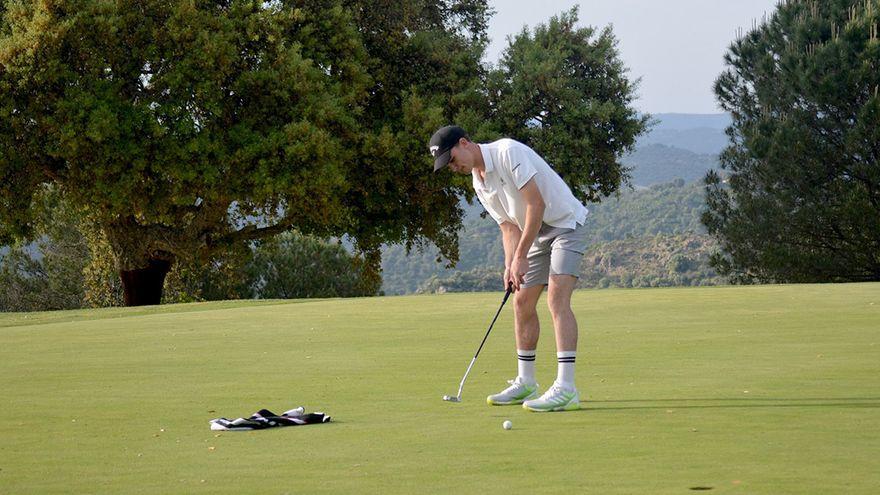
[433,148,451,172]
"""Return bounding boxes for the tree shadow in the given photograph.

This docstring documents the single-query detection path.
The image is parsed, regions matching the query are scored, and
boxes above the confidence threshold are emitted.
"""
[580,397,880,411]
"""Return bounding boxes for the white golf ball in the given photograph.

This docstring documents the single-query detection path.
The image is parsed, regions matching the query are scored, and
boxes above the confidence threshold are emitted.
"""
[502,420,512,430]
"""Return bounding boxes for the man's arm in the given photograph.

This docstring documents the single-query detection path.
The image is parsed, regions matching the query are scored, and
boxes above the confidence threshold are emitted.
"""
[508,178,545,290]
[499,221,521,289]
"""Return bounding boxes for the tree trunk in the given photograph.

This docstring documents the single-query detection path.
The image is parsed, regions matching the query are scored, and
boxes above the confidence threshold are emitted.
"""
[119,258,172,306]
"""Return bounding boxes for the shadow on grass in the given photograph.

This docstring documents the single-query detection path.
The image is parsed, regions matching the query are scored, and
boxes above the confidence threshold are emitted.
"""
[581,397,880,411]
[0,298,318,328]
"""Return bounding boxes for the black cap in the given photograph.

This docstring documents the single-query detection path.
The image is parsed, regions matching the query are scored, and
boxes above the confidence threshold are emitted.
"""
[428,125,467,172]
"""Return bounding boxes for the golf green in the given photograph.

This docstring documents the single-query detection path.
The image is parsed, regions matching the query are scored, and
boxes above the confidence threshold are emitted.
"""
[1,284,878,494]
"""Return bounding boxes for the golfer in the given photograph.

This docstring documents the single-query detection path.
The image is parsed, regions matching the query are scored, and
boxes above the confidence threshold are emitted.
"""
[429,125,589,412]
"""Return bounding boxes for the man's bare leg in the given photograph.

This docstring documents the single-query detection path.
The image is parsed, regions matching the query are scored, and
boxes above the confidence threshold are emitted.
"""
[547,274,579,393]
[514,284,545,351]
[547,274,578,352]
[486,284,545,405]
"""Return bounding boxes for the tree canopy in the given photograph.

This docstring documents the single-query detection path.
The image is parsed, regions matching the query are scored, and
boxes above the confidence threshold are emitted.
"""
[0,1,647,305]
[704,0,880,282]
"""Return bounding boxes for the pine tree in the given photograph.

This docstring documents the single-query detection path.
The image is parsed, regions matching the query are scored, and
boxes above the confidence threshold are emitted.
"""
[705,0,880,282]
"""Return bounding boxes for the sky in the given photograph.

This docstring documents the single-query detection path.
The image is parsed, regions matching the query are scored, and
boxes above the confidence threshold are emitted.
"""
[486,0,780,114]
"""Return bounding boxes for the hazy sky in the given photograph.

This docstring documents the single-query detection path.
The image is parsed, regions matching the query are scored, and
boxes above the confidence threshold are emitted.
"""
[486,0,780,114]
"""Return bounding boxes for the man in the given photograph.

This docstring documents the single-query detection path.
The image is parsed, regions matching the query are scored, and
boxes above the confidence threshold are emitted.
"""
[429,125,589,412]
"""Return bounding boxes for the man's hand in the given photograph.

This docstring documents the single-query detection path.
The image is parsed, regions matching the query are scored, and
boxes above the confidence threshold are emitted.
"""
[508,255,528,291]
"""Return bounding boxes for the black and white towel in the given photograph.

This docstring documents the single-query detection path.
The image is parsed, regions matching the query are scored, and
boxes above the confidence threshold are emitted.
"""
[210,407,331,431]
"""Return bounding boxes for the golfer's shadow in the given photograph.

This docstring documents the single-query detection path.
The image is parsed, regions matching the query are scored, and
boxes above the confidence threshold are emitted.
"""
[579,397,880,411]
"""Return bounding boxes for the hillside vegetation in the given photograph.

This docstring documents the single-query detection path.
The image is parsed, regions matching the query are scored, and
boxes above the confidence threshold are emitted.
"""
[382,111,730,295]
[623,144,718,186]
[385,180,719,294]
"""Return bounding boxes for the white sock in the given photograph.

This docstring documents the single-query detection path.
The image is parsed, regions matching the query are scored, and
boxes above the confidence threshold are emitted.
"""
[557,351,576,389]
[517,349,536,384]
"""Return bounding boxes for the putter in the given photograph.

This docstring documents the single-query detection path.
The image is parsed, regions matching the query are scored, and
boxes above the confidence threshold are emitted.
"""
[443,285,513,403]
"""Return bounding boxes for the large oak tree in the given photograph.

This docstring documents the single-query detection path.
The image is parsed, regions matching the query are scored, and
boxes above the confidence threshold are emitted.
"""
[0,0,489,304]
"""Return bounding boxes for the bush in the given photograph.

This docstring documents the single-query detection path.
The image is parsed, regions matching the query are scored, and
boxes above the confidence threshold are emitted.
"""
[245,232,380,299]
[418,267,504,294]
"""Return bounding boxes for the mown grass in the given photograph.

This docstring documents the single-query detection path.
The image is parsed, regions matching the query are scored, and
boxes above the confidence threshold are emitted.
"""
[1,283,878,494]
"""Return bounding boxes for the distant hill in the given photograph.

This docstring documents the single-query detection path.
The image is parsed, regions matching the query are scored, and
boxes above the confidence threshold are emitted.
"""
[621,113,728,186]
[637,128,729,155]
[623,144,718,187]
[420,232,723,293]
[649,113,730,131]
[577,233,722,289]
[636,113,731,155]
[584,179,708,241]
[381,180,717,294]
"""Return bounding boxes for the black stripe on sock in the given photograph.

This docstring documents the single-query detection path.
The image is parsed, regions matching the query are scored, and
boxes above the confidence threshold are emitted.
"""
[517,355,536,361]
[557,357,576,363]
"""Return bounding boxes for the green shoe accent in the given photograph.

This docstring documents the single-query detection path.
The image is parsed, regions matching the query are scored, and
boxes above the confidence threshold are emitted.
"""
[486,379,539,406]
[522,384,580,412]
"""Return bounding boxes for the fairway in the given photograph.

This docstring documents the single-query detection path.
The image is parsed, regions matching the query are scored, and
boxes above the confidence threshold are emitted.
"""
[1,284,878,494]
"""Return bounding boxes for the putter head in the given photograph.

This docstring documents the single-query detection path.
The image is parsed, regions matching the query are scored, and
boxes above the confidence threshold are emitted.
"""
[442,395,461,402]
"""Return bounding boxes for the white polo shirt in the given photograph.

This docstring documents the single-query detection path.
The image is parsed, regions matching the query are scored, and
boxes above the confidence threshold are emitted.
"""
[472,139,588,231]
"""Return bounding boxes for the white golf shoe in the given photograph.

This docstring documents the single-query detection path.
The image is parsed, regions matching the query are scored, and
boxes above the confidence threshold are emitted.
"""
[522,381,580,412]
[486,377,539,405]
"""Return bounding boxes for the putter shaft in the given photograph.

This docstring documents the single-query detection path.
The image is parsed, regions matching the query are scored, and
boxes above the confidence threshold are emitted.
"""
[443,286,512,402]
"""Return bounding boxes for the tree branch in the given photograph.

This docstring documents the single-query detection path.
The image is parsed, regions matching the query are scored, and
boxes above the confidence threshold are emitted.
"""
[214,221,295,247]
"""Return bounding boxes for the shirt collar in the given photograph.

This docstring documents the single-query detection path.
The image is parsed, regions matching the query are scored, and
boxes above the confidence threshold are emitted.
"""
[478,143,495,174]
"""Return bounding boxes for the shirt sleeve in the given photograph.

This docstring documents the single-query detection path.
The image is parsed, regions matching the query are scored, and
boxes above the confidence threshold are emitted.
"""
[506,146,538,190]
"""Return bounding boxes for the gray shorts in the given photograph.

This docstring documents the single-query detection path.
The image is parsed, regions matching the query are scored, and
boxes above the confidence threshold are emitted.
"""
[522,222,589,288]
